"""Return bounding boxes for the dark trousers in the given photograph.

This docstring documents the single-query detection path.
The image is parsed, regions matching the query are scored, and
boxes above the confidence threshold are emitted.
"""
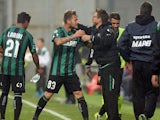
[101,63,122,120]
[132,61,159,119]
[36,67,47,92]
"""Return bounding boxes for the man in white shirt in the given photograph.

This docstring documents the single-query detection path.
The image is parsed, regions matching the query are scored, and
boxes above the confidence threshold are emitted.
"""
[36,38,50,97]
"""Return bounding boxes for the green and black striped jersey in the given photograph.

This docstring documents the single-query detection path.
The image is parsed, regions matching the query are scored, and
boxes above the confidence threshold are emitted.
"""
[0,26,36,76]
[50,27,84,76]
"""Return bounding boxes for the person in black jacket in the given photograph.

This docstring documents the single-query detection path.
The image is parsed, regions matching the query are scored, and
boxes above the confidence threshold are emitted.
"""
[82,9,122,120]
[152,22,160,88]
[118,2,159,120]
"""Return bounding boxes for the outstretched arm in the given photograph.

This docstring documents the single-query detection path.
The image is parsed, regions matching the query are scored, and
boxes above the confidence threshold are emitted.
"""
[54,30,85,46]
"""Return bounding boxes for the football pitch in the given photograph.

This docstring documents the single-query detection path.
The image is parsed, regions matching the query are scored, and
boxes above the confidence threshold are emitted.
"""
[2,81,160,120]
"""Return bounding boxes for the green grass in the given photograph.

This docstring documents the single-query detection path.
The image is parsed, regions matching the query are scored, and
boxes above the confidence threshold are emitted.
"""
[2,81,160,120]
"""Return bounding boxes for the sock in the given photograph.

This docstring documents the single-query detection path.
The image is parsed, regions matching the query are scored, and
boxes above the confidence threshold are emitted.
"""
[14,93,22,120]
[33,96,49,118]
[0,93,8,119]
[99,104,105,116]
[77,97,88,120]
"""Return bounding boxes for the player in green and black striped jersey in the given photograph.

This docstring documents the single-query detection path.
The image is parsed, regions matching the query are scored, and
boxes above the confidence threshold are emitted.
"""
[33,10,89,120]
[0,12,42,120]
[50,27,84,76]
[1,26,36,76]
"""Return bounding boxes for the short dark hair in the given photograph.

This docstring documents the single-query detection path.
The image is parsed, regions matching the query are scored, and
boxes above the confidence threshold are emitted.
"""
[17,12,31,23]
[37,38,44,43]
[110,12,120,20]
[140,1,152,16]
[63,10,77,24]
[96,9,109,24]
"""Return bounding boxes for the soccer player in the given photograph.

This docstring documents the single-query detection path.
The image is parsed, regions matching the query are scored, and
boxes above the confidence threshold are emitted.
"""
[0,12,42,120]
[32,10,89,120]
[82,9,122,120]
[118,2,159,120]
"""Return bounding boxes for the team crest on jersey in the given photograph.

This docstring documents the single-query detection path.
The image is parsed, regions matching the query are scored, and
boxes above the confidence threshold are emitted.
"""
[53,30,59,38]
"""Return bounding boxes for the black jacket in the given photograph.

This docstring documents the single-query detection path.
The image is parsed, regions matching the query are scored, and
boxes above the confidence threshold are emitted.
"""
[152,27,160,75]
[118,15,157,62]
[91,22,120,66]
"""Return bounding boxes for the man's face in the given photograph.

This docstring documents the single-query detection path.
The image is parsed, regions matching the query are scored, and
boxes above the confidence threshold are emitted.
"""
[67,15,78,28]
[36,40,44,50]
[110,18,120,32]
[92,12,100,26]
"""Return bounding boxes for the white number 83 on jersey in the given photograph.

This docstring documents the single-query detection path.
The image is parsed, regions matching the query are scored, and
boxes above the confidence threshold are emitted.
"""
[47,80,56,90]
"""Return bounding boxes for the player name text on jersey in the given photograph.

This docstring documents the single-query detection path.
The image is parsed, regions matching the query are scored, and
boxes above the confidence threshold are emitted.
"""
[7,32,23,39]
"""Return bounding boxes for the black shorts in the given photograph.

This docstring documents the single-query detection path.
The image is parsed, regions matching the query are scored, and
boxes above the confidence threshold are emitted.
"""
[46,74,82,93]
[1,75,25,93]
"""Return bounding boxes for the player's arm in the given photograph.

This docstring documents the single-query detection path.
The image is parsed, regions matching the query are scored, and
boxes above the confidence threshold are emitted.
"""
[54,29,85,46]
[85,49,94,78]
[151,27,160,88]
[32,53,42,74]
[78,24,92,35]
[81,35,91,42]
[0,46,3,54]
[78,24,94,45]
[28,34,42,74]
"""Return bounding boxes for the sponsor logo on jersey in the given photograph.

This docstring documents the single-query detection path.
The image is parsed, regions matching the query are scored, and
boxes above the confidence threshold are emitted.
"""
[132,35,152,47]
[133,35,150,40]
[63,40,77,47]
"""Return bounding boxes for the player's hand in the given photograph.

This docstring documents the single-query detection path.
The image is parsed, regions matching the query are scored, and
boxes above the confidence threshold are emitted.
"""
[151,75,159,88]
[126,62,133,75]
[37,67,43,75]
[86,67,92,79]
[74,30,85,38]
[82,35,91,42]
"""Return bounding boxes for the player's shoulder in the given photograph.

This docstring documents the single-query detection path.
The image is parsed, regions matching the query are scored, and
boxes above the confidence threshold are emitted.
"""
[55,26,63,32]
[25,30,33,39]
[53,27,63,35]
[1,27,11,35]
[103,24,115,34]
